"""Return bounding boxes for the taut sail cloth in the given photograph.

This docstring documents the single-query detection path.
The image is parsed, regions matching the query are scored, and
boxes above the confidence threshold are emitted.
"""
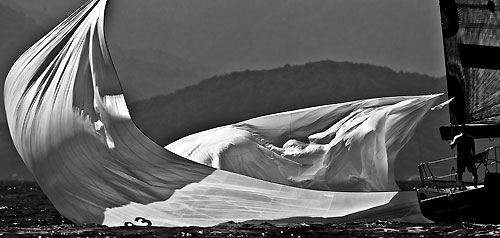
[439,0,500,139]
[5,0,438,226]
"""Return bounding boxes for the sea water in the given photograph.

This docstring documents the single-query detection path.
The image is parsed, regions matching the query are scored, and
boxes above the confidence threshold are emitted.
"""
[1,181,499,237]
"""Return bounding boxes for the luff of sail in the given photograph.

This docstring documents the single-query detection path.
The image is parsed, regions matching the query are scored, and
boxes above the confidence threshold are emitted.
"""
[4,0,437,226]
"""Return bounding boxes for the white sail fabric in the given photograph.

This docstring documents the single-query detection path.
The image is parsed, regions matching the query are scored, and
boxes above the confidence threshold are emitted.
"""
[4,0,436,226]
[167,95,440,192]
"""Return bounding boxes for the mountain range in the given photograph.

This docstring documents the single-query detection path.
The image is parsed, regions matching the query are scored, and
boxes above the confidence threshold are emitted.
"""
[1,60,450,181]
[130,61,448,145]
[128,60,451,182]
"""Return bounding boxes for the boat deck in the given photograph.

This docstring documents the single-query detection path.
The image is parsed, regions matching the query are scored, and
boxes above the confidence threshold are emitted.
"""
[417,147,500,223]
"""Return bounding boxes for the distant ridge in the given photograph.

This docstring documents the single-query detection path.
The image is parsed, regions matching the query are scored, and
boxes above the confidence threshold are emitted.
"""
[128,60,452,182]
[1,60,451,181]
[110,45,214,101]
[130,60,447,146]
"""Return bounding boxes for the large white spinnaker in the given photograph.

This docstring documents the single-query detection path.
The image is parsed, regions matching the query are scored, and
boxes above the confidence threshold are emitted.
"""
[4,0,436,226]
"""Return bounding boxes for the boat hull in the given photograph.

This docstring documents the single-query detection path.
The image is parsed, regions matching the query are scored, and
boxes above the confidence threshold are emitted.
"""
[418,173,500,223]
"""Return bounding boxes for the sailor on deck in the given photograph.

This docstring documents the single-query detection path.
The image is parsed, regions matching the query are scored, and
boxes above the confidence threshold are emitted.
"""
[450,125,478,189]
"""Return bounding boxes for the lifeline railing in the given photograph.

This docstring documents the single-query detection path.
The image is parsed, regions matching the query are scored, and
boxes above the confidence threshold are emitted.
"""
[418,146,500,191]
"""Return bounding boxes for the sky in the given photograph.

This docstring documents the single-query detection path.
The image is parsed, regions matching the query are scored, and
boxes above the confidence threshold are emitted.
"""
[108,0,446,76]
[4,0,445,78]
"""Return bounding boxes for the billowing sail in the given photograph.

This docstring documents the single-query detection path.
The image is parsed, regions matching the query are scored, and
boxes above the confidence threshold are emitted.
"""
[440,0,500,125]
[4,0,437,226]
[167,95,441,192]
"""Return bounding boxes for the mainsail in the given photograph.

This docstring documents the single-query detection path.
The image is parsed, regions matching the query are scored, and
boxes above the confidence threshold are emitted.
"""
[439,0,500,138]
[4,0,437,226]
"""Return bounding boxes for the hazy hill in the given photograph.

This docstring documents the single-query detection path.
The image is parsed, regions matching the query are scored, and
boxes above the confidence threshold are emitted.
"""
[128,61,452,181]
[110,45,215,101]
[130,60,447,145]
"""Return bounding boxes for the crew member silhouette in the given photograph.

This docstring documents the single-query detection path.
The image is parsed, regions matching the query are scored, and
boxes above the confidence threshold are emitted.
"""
[450,125,478,189]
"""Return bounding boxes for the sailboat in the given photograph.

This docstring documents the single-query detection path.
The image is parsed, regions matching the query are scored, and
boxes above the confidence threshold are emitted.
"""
[416,0,500,223]
[4,0,442,226]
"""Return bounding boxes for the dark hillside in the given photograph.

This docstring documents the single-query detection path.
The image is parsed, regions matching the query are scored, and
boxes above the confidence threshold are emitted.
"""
[130,60,447,145]
[129,61,451,181]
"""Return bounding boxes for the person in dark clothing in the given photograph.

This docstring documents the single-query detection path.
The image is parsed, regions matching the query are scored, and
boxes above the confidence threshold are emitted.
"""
[450,125,478,189]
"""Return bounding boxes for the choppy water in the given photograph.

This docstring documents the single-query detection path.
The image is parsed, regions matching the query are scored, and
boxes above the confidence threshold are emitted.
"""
[1,181,500,237]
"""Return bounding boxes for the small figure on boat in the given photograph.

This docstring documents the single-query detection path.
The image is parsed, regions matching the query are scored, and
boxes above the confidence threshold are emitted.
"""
[450,125,478,189]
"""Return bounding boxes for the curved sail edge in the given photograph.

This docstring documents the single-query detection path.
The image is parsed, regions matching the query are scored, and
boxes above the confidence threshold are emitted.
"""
[4,0,434,226]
